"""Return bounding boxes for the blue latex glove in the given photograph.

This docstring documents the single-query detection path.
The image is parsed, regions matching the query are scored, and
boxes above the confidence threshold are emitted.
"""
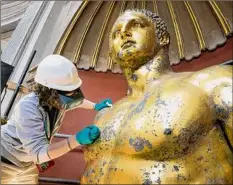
[75,125,100,145]
[94,99,113,111]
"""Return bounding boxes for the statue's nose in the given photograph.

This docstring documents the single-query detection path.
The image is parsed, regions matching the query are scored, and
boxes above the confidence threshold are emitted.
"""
[120,31,132,39]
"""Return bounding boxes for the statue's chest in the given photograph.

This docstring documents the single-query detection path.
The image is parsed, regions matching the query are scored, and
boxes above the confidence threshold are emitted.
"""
[95,93,153,143]
[85,86,212,157]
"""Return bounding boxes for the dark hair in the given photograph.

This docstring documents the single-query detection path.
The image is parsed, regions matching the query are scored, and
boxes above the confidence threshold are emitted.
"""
[29,82,62,110]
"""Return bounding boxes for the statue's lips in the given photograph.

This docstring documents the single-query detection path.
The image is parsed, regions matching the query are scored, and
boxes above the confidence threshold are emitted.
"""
[121,41,136,49]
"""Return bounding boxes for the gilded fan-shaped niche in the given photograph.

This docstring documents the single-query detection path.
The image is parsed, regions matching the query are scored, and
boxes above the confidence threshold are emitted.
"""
[55,1,233,73]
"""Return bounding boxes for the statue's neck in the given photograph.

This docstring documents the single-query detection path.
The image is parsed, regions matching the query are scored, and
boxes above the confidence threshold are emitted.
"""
[122,49,172,96]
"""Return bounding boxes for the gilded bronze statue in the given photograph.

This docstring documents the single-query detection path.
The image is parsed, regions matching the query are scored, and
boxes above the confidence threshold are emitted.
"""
[81,9,232,184]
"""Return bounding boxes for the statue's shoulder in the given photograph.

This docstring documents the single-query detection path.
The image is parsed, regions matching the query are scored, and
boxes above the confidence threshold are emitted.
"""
[185,64,232,93]
[199,65,231,75]
[188,65,232,80]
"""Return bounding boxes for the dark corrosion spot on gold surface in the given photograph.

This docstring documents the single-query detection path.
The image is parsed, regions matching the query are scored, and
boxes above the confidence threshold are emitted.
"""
[152,130,158,136]
[156,177,161,184]
[164,128,172,135]
[131,74,138,81]
[103,161,107,166]
[83,168,95,177]
[214,104,228,119]
[127,96,149,120]
[173,165,179,172]
[197,156,204,161]
[102,125,116,141]
[177,174,187,181]
[129,137,152,152]
[143,172,153,185]
[143,179,153,185]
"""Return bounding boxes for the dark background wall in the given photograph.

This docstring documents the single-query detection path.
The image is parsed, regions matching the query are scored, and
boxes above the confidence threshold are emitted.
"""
[39,38,232,181]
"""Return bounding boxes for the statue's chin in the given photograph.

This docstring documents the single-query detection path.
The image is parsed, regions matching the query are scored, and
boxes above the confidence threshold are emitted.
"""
[118,56,151,70]
[117,49,133,60]
[119,61,140,70]
[115,47,153,69]
[117,51,139,68]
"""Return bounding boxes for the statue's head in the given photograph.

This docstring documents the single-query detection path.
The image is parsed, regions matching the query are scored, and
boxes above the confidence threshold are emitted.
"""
[109,9,170,69]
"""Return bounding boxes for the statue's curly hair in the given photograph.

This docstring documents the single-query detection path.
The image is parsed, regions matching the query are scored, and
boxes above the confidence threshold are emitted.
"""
[109,9,170,61]
[29,82,62,110]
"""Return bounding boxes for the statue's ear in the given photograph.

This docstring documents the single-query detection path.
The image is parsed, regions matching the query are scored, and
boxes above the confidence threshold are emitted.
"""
[159,33,170,47]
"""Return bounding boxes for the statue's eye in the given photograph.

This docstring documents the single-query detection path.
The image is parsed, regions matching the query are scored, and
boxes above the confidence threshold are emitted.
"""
[134,22,142,28]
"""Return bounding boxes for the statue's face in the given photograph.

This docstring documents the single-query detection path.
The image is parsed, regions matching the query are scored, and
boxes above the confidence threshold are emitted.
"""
[110,11,157,69]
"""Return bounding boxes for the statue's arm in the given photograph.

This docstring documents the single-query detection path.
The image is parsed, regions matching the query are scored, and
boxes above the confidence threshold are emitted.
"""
[212,74,232,147]
[189,65,232,147]
[206,65,232,147]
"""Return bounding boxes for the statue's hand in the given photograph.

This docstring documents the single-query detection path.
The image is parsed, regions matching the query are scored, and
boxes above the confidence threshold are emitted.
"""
[75,125,100,145]
[94,99,113,111]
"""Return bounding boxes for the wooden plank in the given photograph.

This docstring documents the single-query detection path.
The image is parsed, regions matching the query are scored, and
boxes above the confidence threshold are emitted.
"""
[6,81,29,94]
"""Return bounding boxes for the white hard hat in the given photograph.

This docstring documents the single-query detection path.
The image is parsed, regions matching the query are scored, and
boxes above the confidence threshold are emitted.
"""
[34,55,82,91]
